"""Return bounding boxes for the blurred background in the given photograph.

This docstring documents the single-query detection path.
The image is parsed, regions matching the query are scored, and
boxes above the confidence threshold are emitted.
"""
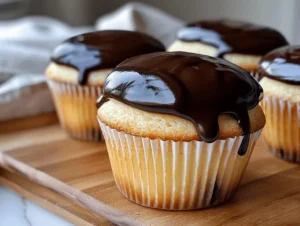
[1,0,299,43]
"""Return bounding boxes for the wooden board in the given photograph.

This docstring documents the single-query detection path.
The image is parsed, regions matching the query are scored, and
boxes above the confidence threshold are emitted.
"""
[0,112,58,133]
[1,123,300,226]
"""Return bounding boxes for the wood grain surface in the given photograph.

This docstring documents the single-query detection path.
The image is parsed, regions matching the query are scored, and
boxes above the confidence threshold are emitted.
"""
[0,112,58,134]
[0,123,299,226]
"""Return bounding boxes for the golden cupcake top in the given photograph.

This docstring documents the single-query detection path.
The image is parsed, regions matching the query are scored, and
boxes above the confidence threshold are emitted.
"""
[177,19,288,58]
[50,30,165,85]
[259,45,300,85]
[97,51,264,155]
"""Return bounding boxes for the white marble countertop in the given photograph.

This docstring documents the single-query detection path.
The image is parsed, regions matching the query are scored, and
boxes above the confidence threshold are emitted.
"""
[0,186,74,226]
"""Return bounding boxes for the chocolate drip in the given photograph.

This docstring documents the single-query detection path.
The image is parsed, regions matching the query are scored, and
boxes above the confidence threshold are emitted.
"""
[178,19,288,58]
[97,52,263,155]
[259,45,300,84]
[51,30,165,85]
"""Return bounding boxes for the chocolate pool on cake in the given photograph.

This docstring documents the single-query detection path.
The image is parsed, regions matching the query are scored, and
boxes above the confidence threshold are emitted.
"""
[97,51,265,210]
[45,30,165,141]
[259,45,300,163]
[168,19,288,79]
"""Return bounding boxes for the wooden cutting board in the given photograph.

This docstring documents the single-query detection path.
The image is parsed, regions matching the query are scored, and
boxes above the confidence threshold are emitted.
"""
[1,117,300,226]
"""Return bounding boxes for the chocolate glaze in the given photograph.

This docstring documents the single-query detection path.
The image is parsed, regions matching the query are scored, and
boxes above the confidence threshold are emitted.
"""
[51,30,165,85]
[97,52,263,155]
[259,45,300,84]
[178,19,288,58]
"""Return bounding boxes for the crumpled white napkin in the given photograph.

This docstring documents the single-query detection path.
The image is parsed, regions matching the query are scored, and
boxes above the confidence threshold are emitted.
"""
[0,3,183,122]
[0,74,54,121]
[0,16,92,121]
[96,2,183,46]
[0,16,92,76]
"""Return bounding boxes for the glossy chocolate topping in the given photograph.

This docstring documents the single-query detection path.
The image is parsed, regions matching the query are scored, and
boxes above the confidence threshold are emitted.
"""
[97,52,263,155]
[259,45,300,84]
[178,19,288,57]
[51,30,165,85]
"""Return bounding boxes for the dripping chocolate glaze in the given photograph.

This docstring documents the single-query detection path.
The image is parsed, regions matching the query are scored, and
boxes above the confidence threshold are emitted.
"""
[97,52,263,155]
[51,30,165,85]
[178,19,288,58]
[259,45,300,84]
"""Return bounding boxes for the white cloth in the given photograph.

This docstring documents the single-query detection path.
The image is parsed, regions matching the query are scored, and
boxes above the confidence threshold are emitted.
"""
[0,75,54,121]
[96,2,183,46]
[0,16,92,121]
[0,3,183,121]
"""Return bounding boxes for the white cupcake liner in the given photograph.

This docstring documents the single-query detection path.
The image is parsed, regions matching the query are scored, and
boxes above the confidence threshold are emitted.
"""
[261,95,300,162]
[250,71,259,80]
[99,120,262,210]
[47,79,103,141]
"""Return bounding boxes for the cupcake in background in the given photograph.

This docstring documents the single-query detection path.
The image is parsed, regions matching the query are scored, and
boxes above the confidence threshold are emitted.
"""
[168,19,288,79]
[259,45,300,162]
[45,30,165,141]
[97,52,265,210]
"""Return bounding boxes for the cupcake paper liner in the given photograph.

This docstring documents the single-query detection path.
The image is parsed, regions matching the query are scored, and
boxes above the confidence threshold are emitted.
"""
[99,120,262,210]
[261,95,300,162]
[47,79,103,141]
[250,71,259,80]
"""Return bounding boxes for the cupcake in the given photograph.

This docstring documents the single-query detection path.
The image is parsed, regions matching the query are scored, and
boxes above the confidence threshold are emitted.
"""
[168,19,288,79]
[45,30,165,141]
[259,45,300,162]
[97,51,265,210]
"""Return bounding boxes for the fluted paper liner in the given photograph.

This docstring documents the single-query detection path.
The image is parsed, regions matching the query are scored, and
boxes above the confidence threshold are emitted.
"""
[99,121,262,210]
[47,79,103,141]
[261,95,300,162]
[250,71,259,80]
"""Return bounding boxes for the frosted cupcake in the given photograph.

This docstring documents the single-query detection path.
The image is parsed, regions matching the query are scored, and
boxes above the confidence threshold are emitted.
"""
[97,52,265,210]
[45,30,165,141]
[259,45,300,162]
[168,19,288,79]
